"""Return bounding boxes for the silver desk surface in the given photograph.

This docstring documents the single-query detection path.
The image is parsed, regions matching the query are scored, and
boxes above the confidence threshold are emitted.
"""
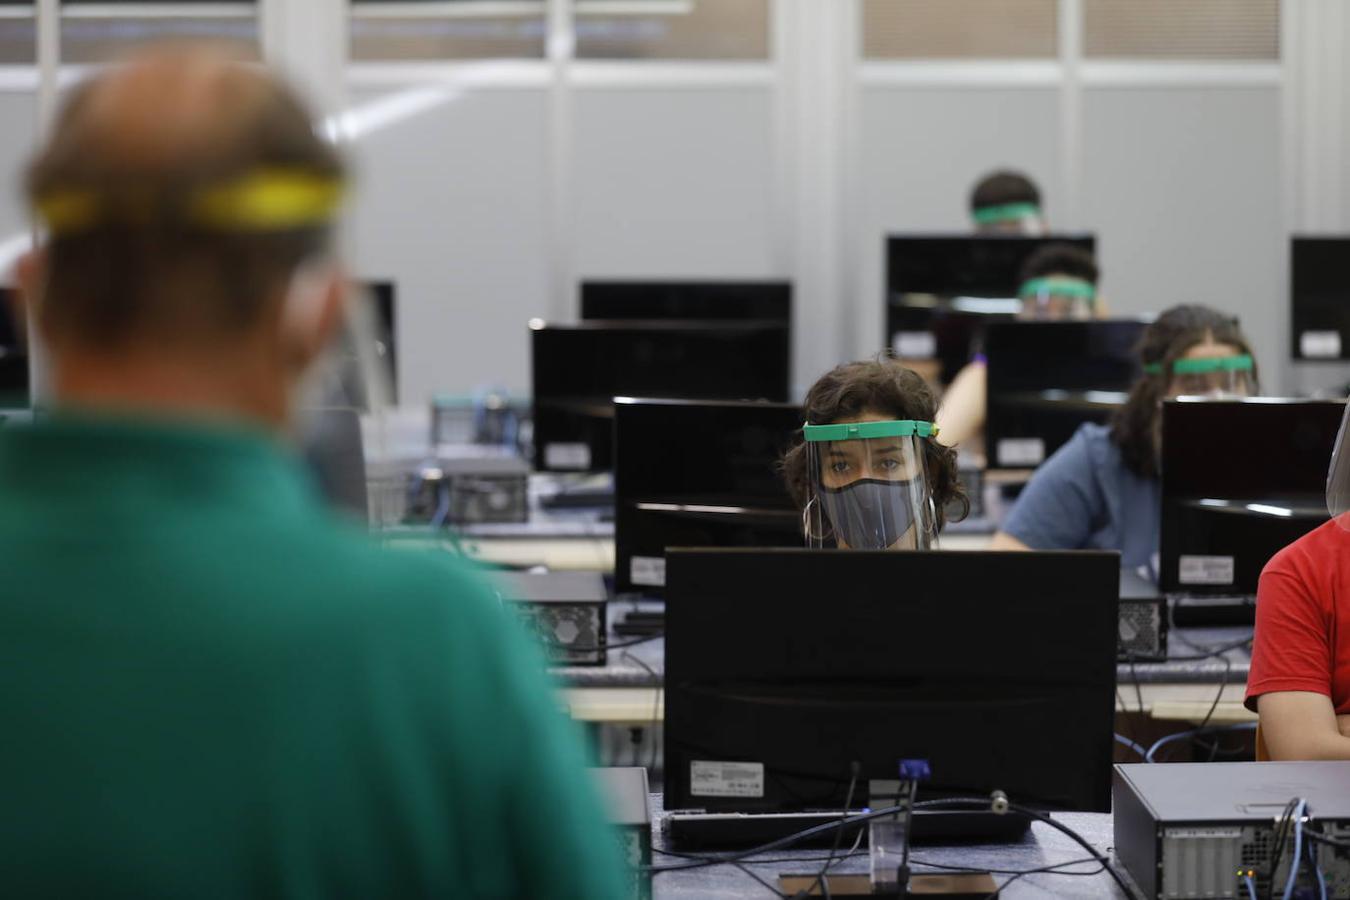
[646,793,1134,899]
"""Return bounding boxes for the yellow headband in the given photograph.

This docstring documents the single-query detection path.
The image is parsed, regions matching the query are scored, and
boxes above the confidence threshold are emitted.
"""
[35,167,345,235]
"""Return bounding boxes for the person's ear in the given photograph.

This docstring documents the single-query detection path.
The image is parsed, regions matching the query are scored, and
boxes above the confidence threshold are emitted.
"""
[281,261,346,372]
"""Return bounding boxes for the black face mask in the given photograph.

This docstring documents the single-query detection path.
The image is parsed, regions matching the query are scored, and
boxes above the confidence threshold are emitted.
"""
[817,478,919,550]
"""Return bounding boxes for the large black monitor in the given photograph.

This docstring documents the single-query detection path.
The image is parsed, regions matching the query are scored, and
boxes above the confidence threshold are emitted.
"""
[355,280,396,404]
[613,399,802,595]
[664,548,1119,818]
[531,321,791,473]
[581,280,791,325]
[885,234,1096,384]
[0,288,29,408]
[984,319,1147,470]
[1159,399,1342,597]
[1290,237,1350,360]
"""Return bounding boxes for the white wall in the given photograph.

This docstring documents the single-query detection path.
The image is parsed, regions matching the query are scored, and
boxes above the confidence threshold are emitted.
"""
[1081,85,1283,386]
[344,82,552,404]
[0,91,36,243]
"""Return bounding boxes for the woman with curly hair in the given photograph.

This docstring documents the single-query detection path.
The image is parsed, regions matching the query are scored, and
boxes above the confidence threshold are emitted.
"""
[781,358,968,549]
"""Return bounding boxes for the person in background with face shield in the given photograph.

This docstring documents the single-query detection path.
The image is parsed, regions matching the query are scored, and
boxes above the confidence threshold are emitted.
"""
[3,46,624,898]
[970,169,1047,236]
[935,243,1104,450]
[1246,404,1350,760]
[781,359,969,549]
[991,305,1258,570]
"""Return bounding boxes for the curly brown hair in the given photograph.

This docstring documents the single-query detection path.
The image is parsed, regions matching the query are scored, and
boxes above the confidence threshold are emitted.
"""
[780,358,969,534]
[1109,305,1259,479]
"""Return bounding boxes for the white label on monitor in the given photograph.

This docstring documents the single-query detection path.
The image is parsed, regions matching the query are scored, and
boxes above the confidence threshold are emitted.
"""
[1179,555,1235,586]
[1300,330,1342,359]
[544,442,591,470]
[997,438,1046,467]
[690,761,765,799]
[892,331,937,359]
[630,555,666,588]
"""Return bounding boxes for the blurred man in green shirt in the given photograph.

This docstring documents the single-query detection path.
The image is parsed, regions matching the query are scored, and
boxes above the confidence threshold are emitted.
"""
[2,45,625,899]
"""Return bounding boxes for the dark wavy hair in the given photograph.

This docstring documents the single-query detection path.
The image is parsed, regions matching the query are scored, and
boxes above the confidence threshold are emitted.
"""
[1110,305,1259,479]
[970,170,1041,214]
[1018,243,1099,286]
[780,359,969,534]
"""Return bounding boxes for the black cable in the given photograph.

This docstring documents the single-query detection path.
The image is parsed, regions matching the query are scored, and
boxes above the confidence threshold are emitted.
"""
[797,763,860,900]
[619,649,661,772]
[1307,831,1350,851]
[981,858,1109,900]
[732,861,789,898]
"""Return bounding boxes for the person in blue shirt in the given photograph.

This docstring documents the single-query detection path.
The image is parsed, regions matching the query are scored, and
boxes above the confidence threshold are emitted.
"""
[991,305,1259,571]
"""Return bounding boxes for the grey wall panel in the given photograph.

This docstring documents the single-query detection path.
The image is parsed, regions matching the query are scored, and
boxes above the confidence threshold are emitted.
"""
[0,92,36,251]
[1082,86,1282,391]
[345,85,550,402]
[854,87,1061,360]
[572,87,776,279]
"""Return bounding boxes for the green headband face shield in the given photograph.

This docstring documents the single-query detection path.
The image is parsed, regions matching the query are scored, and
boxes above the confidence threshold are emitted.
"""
[801,419,939,551]
[1145,354,1256,398]
[972,201,1044,235]
[1018,276,1097,320]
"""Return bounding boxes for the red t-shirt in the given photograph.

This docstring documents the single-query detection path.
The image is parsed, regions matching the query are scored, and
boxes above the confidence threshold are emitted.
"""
[1245,519,1350,713]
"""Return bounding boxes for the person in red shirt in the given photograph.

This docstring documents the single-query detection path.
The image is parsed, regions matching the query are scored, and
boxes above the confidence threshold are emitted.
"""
[1246,405,1350,758]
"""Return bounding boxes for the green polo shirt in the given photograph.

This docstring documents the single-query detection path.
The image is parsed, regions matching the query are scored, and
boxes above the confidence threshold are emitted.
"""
[0,414,626,899]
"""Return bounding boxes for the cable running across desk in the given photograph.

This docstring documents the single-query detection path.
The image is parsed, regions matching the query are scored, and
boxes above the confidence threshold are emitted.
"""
[648,795,1134,897]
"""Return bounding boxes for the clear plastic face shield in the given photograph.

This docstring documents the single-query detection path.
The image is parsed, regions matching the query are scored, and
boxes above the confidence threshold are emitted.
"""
[1325,401,1350,529]
[802,419,939,551]
[1017,276,1096,321]
[1150,354,1256,400]
[972,202,1046,236]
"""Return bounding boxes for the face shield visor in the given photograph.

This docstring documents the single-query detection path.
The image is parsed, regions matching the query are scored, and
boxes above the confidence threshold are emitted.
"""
[1151,354,1256,399]
[1326,401,1350,528]
[1018,276,1096,321]
[972,202,1045,236]
[802,419,939,550]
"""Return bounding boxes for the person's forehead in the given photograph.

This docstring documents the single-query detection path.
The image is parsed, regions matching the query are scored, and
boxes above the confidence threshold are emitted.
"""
[1181,340,1240,361]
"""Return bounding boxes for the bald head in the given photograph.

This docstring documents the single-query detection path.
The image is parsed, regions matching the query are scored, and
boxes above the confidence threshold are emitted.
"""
[26,44,344,350]
[20,45,347,428]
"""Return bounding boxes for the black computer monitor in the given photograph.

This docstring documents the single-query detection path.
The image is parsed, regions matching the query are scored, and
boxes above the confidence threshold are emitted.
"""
[885,234,1096,384]
[581,280,791,325]
[1290,237,1350,361]
[355,280,397,404]
[613,399,802,595]
[664,548,1119,818]
[531,321,791,473]
[0,287,30,408]
[1159,399,1343,598]
[984,320,1147,470]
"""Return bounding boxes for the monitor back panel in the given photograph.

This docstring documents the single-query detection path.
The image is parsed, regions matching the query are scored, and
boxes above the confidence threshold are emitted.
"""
[984,320,1146,469]
[531,322,791,472]
[664,548,1119,815]
[581,281,791,325]
[1159,399,1344,595]
[1291,236,1350,361]
[613,399,803,595]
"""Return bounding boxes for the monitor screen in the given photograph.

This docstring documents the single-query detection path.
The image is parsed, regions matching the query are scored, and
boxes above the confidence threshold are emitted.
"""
[664,548,1119,814]
[531,321,791,473]
[1290,237,1350,361]
[613,399,803,595]
[0,288,30,408]
[984,320,1147,469]
[581,281,791,325]
[1159,399,1343,596]
[885,234,1096,383]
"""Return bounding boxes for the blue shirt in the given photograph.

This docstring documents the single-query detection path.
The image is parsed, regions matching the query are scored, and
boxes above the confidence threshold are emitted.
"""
[1000,423,1161,571]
